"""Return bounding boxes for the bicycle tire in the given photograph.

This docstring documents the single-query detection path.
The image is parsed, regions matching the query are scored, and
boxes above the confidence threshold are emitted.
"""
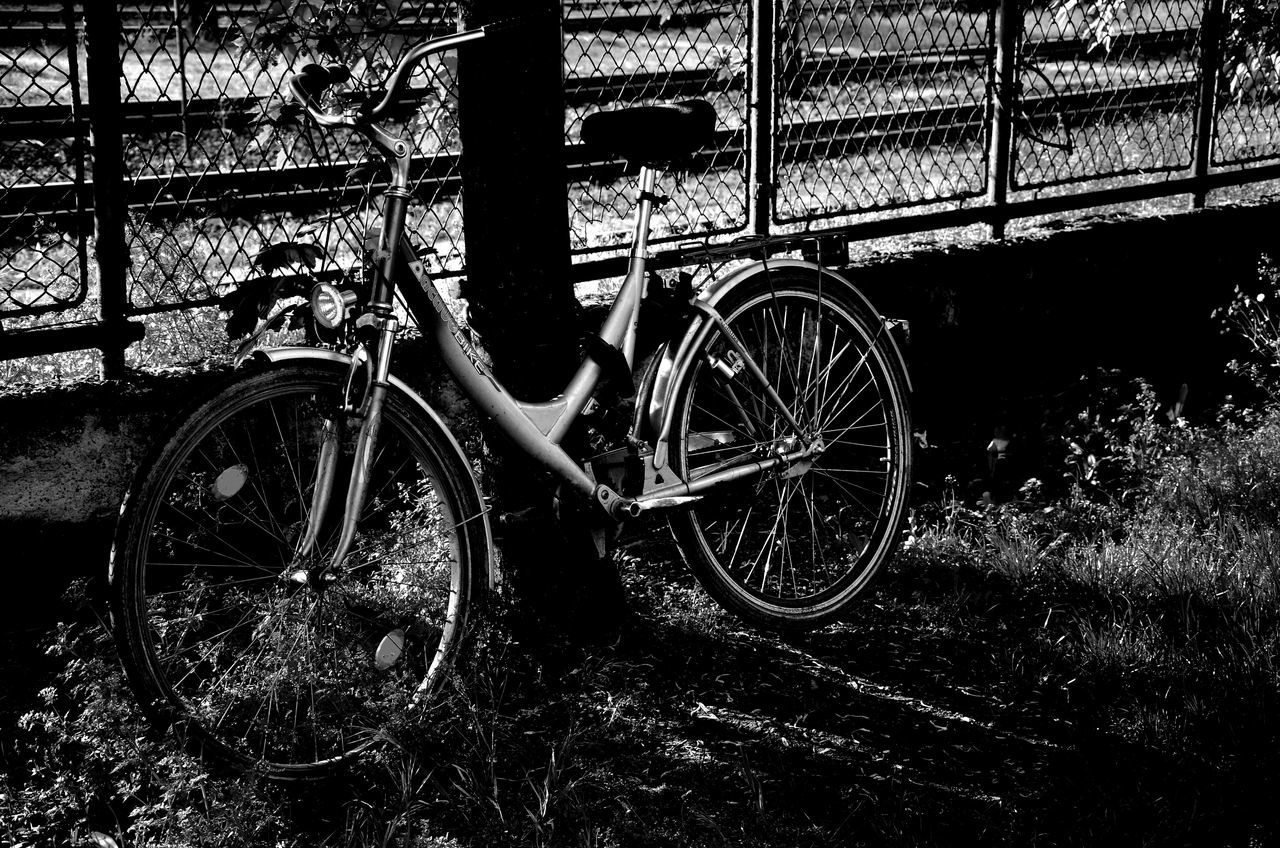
[668,267,912,629]
[110,361,488,779]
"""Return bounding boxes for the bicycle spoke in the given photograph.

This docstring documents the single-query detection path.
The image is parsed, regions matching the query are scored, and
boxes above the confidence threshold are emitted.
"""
[807,468,884,518]
[153,504,273,574]
[147,573,276,597]
[823,401,889,450]
[208,421,292,549]
[268,398,306,537]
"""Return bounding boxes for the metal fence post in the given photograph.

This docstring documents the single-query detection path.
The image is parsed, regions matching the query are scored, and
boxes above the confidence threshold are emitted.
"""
[84,1,133,378]
[987,0,1019,239]
[747,0,774,237]
[174,0,190,140]
[1192,0,1224,208]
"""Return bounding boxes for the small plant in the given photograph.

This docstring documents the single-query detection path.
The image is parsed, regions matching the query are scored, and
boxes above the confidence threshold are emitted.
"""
[1215,254,1280,401]
[1053,370,1186,510]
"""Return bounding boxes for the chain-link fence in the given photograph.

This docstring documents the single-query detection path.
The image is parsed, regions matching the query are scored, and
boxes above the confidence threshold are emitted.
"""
[773,0,992,223]
[564,0,750,253]
[117,0,465,318]
[5,0,1280,373]
[1215,0,1280,165]
[1013,0,1203,189]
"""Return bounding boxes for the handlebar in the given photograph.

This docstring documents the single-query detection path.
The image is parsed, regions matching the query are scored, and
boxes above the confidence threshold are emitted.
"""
[287,26,487,129]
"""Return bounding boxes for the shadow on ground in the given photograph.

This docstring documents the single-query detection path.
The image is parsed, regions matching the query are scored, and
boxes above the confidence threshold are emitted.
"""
[535,525,1280,847]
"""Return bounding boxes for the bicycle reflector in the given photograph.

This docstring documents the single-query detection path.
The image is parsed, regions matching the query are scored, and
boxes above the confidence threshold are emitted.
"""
[310,283,357,329]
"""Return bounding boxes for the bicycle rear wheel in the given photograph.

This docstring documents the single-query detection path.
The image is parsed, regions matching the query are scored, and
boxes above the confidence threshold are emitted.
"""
[111,361,487,779]
[668,268,912,629]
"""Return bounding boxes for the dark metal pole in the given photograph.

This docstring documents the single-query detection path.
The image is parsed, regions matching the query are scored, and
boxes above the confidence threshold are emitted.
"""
[84,0,134,378]
[747,0,774,237]
[987,0,1019,239]
[1192,0,1224,209]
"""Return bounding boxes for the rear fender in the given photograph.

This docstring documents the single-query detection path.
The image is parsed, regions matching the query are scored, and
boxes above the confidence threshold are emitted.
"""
[643,259,912,445]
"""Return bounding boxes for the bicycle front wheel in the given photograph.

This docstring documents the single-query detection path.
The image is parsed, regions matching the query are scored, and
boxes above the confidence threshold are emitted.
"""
[111,361,488,779]
[669,268,912,629]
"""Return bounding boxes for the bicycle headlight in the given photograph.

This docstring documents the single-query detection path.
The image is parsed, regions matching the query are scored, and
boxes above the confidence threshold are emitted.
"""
[310,283,356,329]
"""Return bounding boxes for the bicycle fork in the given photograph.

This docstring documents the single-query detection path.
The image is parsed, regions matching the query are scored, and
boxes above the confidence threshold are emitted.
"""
[293,316,400,575]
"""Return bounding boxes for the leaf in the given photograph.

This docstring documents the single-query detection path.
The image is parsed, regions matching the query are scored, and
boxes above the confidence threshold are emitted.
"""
[1053,0,1081,34]
[252,241,326,272]
[264,309,292,332]
[253,121,278,152]
[86,833,119,848]
[316,32,342,60]
[231,301,309,363]
[220,273,313,339]
[293,1,315,25]
[382,33,406,61]
[273,132,297,170]
[251,95,302,127]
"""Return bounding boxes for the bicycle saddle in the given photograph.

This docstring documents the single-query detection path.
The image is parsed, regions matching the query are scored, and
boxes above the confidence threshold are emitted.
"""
[580,100,716,164]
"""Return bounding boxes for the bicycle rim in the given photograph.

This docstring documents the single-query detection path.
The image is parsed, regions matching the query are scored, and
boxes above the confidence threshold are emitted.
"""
[114,366,477,776]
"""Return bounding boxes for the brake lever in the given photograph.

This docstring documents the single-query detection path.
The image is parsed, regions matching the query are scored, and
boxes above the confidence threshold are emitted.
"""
[335,87,389,120]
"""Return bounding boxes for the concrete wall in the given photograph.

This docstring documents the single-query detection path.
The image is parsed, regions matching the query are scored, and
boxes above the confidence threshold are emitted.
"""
[0,370,223,526]
[850,203,1276,459]
[0,369,231,612]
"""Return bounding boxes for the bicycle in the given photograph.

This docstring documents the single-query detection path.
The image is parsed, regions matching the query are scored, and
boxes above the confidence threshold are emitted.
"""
[109,24,914,780]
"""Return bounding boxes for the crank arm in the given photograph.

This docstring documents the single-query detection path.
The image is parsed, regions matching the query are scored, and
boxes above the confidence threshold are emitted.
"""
[624,444,812,516]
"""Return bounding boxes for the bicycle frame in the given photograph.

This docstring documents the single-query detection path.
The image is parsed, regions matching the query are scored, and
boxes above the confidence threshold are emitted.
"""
[385,168,820,512]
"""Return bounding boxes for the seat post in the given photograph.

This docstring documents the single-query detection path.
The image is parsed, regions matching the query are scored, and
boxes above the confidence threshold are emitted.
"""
[630,165,658,262]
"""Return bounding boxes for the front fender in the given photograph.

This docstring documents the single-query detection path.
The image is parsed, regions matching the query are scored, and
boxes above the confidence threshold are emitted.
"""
[256,347,498,590]
[643,259,912,441]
